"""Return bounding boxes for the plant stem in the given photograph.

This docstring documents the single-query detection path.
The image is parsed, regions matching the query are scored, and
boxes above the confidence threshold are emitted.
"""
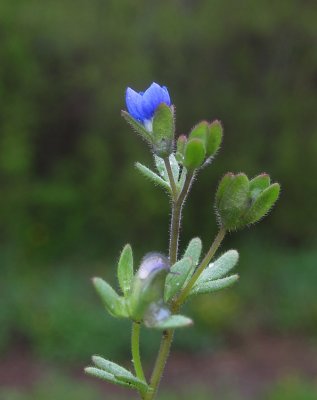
[145,170,194,400]
[169,172,193,265]
[174,226,226,309]
[132,322,146,385]
[163,157,177,200]
[145,330,174,400]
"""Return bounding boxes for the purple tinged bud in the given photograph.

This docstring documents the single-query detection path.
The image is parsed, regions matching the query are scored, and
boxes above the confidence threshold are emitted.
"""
[138,253,170,280]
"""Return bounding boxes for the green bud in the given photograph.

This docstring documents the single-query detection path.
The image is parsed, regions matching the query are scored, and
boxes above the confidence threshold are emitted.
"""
[175,135,187,163]
[215,173,280,231]
[183,138,206,170]
[206,120,223,157]
[215,173,250,230]
[152,104,175,157]
[129,253,169,321]
[189,121,209,142]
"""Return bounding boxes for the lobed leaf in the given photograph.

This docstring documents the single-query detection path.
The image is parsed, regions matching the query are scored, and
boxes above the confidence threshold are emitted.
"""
[85,367,131,388]
[164,257,193,302]
[92,356,148,392]
[196,250,239,284]
[190,274,239,296]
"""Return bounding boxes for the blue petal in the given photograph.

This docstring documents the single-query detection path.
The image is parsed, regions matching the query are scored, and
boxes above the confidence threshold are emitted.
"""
[142,83,171,119]
[162,86,171,106]
[126,87,144,121]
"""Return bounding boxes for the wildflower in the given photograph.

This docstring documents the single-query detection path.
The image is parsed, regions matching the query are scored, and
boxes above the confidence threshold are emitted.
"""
[126,82,171,131]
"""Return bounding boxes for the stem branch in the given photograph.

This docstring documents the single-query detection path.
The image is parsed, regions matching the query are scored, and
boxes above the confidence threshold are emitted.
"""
[169,172,193,265]
[174,226,226,309]
[132,322,146,384]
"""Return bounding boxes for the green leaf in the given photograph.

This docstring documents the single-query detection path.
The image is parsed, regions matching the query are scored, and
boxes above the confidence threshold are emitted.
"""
[182,237,203,287]
[85,367,131,389]
[190,274,239,296]
[121,110,152,143]
[249,174,270,200]
[117,244,134,296]
[183,138,206,170]
[164,257,193,302]
[135,162,170,191]
[92,356,148,392]
[196,250,239,284]
[244,183,280,225]
[93,278,128,318]
[151,314,193,329]
[92,356,133,377]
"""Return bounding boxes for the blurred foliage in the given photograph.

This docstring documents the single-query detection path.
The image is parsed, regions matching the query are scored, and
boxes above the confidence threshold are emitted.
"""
[0,0,316,369]
[1,373,317,400]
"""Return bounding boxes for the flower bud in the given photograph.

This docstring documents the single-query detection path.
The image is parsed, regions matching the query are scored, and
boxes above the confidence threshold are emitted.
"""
[129,253,170,321]
[183,138,206,170]
[189,121,209,142]
[215,173,280,231]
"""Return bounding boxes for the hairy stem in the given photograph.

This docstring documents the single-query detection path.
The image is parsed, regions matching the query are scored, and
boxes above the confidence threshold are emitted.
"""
[169,172,193,265]
[145,330,174,400]
[174,226,226,309]
[145,170,194,400]
[163,157,177,200]
[132,322,146,386]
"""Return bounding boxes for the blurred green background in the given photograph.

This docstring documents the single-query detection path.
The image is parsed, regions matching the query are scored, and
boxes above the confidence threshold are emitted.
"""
[1,0,317,399]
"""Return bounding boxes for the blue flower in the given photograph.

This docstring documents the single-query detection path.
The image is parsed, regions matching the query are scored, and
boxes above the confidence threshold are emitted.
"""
[125,83,171,126]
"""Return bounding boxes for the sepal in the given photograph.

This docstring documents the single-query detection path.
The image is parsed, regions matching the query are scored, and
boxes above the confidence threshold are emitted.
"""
[121,110,152,143]
[215,173,249,230]
[93,278,128,318]
[152,104,175,157]
[183,138,206,170]
[243,183,280,224]
[135,162,170,191]
[117,244,134,296]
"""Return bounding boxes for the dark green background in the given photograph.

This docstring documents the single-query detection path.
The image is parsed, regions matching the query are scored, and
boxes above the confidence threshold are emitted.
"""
[1,0,316,398]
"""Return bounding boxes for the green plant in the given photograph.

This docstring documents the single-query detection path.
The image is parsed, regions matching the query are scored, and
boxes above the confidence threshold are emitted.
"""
[84,82,280,399]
